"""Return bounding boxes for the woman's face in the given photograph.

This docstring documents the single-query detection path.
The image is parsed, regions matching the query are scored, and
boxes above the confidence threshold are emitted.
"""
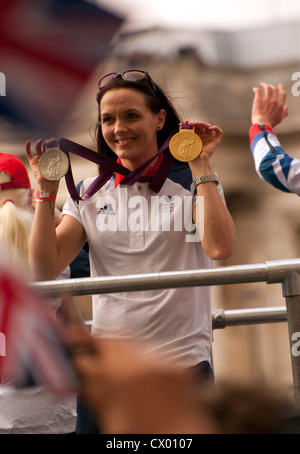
[100,88,166,170]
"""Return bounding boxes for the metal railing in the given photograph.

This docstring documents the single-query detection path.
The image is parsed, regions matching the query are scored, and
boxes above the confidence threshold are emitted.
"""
[32,258,300,403]
[212,305,287,330]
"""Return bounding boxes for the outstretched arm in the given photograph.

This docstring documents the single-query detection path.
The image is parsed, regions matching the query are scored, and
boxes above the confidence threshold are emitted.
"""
[251,82,289,127]
[249,83,300,195]
[186,121,236,261]
[25,139,86,280]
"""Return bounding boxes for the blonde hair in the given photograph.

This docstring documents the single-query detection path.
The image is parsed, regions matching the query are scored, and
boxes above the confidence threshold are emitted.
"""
[0,180,34,277]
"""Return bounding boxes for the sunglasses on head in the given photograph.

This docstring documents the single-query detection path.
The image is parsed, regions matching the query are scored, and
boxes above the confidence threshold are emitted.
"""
[98,70,159,100]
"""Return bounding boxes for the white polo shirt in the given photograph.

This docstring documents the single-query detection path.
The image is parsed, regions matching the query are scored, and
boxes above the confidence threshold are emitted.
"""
[63,161,217,368]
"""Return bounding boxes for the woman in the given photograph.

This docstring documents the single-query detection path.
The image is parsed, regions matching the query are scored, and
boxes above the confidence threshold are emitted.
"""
[26,69,235,431]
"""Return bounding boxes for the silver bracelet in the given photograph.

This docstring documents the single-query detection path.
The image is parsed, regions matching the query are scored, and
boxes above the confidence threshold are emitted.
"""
[193,172,219,187]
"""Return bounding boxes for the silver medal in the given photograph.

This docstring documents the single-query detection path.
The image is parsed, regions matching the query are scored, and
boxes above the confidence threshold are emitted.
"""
[38,148,69,181]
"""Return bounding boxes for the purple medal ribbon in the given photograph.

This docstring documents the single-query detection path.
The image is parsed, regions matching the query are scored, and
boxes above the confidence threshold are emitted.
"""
[58,132,177,201]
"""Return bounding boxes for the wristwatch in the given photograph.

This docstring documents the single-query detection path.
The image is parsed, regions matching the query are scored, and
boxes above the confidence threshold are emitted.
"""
[193,172,219,187]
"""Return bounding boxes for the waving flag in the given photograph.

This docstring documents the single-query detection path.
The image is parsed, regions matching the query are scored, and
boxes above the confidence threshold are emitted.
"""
[0,267,78,397]
[0,0,123,134]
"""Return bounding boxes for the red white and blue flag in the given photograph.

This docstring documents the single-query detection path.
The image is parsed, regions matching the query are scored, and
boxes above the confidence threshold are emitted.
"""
[0,0,123,134]
[0,267,78,397]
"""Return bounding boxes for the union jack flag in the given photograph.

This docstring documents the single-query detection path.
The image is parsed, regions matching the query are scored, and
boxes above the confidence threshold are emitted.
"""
[0,267,78,397]
[0,0,123,134]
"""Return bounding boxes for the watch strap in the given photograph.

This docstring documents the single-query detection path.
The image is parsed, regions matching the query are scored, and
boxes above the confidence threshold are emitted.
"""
[193,172,219,187]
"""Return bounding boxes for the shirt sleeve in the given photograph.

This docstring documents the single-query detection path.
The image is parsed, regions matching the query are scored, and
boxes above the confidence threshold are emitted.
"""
[62,193,83,224]
[62,180,85,224]
[249,124,300,195]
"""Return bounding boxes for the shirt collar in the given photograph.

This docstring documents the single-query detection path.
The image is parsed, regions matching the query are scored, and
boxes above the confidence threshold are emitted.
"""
[114,153,164,188]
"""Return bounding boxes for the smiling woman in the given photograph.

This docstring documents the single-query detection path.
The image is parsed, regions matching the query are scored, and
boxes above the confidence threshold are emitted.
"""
[95,70,178,167]
[100,88,166,170]
[25,68,235,433]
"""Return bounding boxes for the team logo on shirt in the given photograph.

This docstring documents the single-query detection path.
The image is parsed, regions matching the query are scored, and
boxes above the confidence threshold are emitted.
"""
[97,203,116,215]
[162,195,174,212]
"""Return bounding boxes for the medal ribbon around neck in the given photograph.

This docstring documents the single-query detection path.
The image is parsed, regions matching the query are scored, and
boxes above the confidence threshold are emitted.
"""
[57,132,175,201]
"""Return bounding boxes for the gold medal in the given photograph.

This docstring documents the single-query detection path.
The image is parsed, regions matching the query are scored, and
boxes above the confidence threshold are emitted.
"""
[169,125,202,162]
